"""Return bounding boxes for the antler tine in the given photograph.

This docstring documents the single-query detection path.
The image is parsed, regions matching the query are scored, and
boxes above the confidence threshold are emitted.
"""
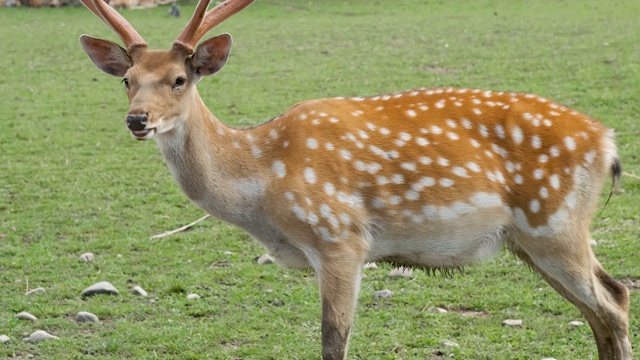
[174,0,255,54]
[80,0,147,52]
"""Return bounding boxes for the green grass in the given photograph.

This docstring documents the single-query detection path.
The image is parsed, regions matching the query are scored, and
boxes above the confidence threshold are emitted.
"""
[1,0,639,358]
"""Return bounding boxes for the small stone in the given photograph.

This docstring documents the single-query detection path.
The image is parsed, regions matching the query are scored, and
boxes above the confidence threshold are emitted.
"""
[186,293,200,300]
[223,251,234,255]
[0,335,10,343]
[257,254,275,265]
[429,307,448,314]
[388,267,413,279]
[81,281,119,297]
[16,312,37,321]
[131,286,148,297]
[75,311,99,323]
[502,319,523,327]
[79,252,94,262]
[25,287,46,296]
[363,262,378,270]
[589,238,598,247]
[442,340,459,348]
[569,320,584,329]
[374,289,393,299]
[542,358,557,360]
[23,330,58,343]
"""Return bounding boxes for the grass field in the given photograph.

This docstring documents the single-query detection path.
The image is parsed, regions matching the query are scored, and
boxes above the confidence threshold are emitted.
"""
[1,0,639,359]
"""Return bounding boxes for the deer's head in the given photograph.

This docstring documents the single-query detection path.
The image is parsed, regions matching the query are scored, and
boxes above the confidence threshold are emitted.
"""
[79,0,254,140]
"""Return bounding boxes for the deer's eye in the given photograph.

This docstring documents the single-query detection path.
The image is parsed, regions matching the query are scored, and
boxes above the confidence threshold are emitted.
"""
[121,78,129,89]
[173,76,187,89]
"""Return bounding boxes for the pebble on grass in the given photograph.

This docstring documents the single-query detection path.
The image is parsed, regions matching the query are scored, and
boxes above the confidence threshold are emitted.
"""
[132,286,148,297]
[75,311,99,323]
[257,254,275,265]
[186,293,201,300]
[568,320,584,329]
[16,312,37,321]
[0,335,10,343]
[23,330,58,343]
[79,253,94,262]
[441,340,459,348]
[501,319,522,327]
[428,307,448,314]
[81,281,119,297]
[374,289,393,299]
[25,287,46,296]
[388,267,413,279]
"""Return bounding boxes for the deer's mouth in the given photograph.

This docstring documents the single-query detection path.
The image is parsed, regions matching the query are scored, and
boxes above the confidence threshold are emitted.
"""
[131,128,156,140]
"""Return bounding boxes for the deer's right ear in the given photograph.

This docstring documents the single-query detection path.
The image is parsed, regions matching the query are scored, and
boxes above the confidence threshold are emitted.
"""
[80,35,132,77]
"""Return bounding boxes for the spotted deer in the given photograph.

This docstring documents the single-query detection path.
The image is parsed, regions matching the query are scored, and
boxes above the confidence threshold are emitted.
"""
[77,0,631,358]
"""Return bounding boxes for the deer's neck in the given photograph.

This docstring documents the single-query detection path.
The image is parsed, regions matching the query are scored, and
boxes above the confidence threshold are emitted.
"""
[154,99,267,226]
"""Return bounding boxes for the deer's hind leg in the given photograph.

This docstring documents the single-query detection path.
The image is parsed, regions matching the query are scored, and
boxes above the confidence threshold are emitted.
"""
[508,229,631,360]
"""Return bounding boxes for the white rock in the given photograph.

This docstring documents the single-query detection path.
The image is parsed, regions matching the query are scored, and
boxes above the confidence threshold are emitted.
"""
[541,358,557,360]
[81,281,119,297]
[502,319,522,327]
[25,287,46,296]
[363,262,378,270]
[23,330,58,343]
[79,252,94,262]
[131,286,148,297]
[0,335,10,343]
[388,267,413,279]
[257,254,275,265]
[374,289,393,299]
[429,307,448,314]
[442,340,459,348]
[16,312,37,321]
[569,320,584,329]
[223,251,234,255]
[186,293,200,300]
[75,311,99,323]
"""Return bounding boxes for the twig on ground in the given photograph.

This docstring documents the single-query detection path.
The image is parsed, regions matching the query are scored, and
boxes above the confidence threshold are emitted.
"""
[623,172,640,180]
[150,214,211,240]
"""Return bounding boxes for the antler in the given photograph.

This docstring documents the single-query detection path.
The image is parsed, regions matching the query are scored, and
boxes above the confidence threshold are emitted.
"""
[80,0,147,52]
[174,0,255,54]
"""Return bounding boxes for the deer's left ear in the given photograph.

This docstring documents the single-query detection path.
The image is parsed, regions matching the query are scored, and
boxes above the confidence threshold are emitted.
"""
[191,33,232,77]
[80,35,132,77]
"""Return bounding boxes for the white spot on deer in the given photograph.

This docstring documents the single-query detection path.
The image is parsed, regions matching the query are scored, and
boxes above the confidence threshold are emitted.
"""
[324,182,336,196]
[461,119,473,129]
[339,213,351,226]
[472,98,482,105]
[406,109,417,117]
[389,195,402,205]
[538,154,549,163]
[284,191,294,201]
[391,174,405,184]
[399,132,412,141]
[307,212,319,225]
[563,136,576,151]
[531,135,542,149]
[511,126,523,144]
[530,199,541,213]
[495,125,505,139]
[447,132,460,140]
[452,166,469,178]
[394,139,406,147]
[376,176,390,186]
[479,125,489,138]
[375,106,384,111]
[379,127,391,136]
[435,99,445,108]
[470,192,503,208]
[419,156,433,165]
[549,146,560,157]
[401,162,417,172]
[540,187,549,199]
[533,168,544,180]
[304,167,317,184]
[283,140,290,148]
[584,150,596,164]
[472,108,482,115]
[382,94,391,101]
[412,176,436,192]
[470,138,481,148]
[446,119,457,128]
[549,174,560,189]
[439,178,454,187]
[269,129,279,140]
[292,204,306,221]
[272,160,286,178]
[466,162,481,172]
[325,142,335,151]
[431,125,443,134]
[437,157,450,167]
[416,137,429,146]
[307,138,318,149]
[340,149,352,161]
[299,113,308,120]
[372,197,385,209]
[316,226,334,242]
[505,161,516,173]
[491,143,508,158]
[405,190,420,201]
[358,130,369,139]
[366,122,377,131]
[514,174,524,184]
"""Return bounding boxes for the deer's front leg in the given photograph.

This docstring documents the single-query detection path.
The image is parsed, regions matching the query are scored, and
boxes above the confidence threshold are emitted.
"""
[314,241,366,360]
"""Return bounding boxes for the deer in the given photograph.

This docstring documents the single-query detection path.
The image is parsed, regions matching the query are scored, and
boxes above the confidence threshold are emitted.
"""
[76,0,631,358]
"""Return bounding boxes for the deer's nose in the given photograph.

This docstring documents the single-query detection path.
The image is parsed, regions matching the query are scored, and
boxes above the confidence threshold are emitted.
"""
[126,114,148,131]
